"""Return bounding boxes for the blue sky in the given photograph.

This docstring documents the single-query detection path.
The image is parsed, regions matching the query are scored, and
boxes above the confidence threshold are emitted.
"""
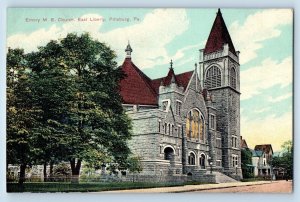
[6,8,293,151]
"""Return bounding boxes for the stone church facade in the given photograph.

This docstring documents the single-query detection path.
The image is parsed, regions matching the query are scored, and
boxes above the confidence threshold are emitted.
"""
[119,9,242,181]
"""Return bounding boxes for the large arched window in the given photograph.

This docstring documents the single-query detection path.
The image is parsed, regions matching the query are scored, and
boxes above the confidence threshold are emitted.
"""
[230,67,236,89]
[186,109,204,141]
[205,66,221,89]
[188,153,196,165]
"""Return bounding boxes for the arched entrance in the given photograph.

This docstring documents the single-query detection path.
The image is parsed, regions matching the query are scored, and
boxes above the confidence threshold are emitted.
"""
[164,147,174,160]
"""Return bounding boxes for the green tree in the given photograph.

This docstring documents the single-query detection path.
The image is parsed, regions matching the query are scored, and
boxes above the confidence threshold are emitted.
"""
[26,40,76,181]
[22,33,132,183]
[6,48,41,184]
[241,148,254,178]
[127,156,143,182]
[272,140,293,179]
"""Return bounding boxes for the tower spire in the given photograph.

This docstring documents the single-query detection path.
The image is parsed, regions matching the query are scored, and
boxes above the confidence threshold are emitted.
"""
[204,8,237,56]
[170,59,173,69]
[125,41,133,59]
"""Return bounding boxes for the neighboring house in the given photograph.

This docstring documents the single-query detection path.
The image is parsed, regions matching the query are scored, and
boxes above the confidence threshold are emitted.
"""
[240,136,248,149]
[251,144,274,177]
[118,9,242,181]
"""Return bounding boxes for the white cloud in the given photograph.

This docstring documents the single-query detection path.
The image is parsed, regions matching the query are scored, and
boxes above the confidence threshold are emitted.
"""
[268,92,292,103]
[230,9,293,64]
[254,107,271,114]
[7,14,105,53]
[240,56,292,100]
[241,111,292,151]
[7,9,189,69]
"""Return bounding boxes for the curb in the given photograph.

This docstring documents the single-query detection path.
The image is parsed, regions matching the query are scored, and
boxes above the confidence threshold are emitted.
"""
[169,181,272,193]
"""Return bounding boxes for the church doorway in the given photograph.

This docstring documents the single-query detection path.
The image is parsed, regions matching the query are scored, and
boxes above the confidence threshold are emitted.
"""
[164,147,174,160]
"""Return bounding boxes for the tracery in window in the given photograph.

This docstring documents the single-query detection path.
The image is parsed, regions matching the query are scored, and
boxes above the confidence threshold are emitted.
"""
[230,67,236,89]
[205,66,221,89]
[186,109,204,141]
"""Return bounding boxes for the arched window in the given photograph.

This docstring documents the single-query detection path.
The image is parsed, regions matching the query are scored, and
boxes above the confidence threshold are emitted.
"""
[186,109,204,141]
[230,67,236,89]
[164,147,174,160]
[188,153,195,165]
[200,154,206,169]
[205,66,221,89]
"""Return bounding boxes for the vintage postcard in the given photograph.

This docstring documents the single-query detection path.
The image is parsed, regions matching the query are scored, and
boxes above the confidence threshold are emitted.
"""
[6,8,293,193]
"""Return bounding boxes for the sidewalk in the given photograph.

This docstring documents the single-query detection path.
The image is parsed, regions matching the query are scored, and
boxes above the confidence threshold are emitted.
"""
[101,181,272,193]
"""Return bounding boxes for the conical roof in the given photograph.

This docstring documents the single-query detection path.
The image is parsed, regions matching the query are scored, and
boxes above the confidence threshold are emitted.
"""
[204,9,237,56]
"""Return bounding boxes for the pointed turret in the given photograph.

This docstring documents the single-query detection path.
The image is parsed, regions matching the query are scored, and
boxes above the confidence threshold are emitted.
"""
[163,60,178,86]
[204,9,237,56]
[120,43,158,105]
[125,41,133,59]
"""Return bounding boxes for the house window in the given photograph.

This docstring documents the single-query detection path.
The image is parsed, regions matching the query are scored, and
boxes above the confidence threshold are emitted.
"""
[176,101,182,115]
[232,136,238,148]
[188,153,196,165]
[164,123,167,134]
[172,125,174,136]
[186,109,204,141]
[158,120,161,133]
[232,155,238,167]
[230,67,236,89]
[162,101,169,111]
[216,160,221,167]
[205,66,221,89]
[210,114,215,129]
[216,138,221,148]
[168,124,171,135]
[199,154,206,169]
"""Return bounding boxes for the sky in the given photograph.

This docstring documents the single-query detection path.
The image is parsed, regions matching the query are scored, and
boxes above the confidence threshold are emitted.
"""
[6,8,293,152]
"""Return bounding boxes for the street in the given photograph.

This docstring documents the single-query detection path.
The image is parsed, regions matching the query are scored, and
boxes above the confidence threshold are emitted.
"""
[195,180,292,193]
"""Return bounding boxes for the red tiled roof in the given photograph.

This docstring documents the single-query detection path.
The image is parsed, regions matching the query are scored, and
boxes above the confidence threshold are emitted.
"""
[119,58,193,105]
[254,144,273,154]
[204,9,237,56]
[119,58,157,105]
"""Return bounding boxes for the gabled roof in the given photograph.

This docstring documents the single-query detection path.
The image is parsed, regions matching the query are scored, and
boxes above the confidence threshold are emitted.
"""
[151,71,193,94]
[162,67,179,86]
[119,58,157,105]
[119,57,194,105]
[254,144,274,154]
[241,139,248,149]
[204,9,237,56]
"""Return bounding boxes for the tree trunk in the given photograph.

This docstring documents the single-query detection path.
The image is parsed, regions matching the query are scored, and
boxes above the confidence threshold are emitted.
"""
[49,161,54,181]
[70,158,81,183]
[18,164,26,185]
[43,162,47,182]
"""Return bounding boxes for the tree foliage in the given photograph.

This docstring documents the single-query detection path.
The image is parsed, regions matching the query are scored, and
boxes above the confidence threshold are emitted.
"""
[241,148,254,178]
[7,33,133,183]
[6,48,42,184]
[272,140,293,179]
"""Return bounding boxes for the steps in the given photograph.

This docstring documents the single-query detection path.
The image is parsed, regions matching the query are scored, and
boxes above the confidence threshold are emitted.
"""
[213,171,238,183]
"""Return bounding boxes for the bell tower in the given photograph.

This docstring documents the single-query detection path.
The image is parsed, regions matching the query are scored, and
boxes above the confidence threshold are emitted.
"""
[199,9,242,177]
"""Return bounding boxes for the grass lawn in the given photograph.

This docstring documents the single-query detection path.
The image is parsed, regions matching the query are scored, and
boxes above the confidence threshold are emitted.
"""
[7,181,208,193]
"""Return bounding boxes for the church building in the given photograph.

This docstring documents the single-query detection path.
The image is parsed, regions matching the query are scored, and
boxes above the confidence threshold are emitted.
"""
[119,9,242,182]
